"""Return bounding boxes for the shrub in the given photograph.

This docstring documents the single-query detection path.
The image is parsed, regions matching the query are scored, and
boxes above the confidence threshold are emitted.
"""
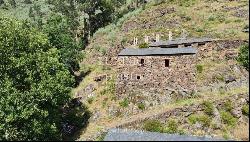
[196,64,203,73]
[203,101,214,116]
[87,97,94,104]
[137,102,145,110]
[185,16,192,21]
[139,42,149,48]
[199,115,212,127]
[119,98,129,108]
[188,114,198,125]
[164,119,178,134]
[220,111,237,127]
[224,100,233,112]
[237,44,249,70]
[188,114,211,127]
[208,15,216,21]
[96,132,107,141]
[196,28,204,33]
[215,74,225,82]
[242,105,249,116]
[219,87,226,95]
[143,120,164,132]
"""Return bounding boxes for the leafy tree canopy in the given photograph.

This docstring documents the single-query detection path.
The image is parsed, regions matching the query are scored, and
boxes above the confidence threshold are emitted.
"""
[0,16,81,141]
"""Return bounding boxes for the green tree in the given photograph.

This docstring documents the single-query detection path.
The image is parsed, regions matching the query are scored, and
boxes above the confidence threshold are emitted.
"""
[0,17,88,141]
[238,44,249,71]
[43,14,83,74]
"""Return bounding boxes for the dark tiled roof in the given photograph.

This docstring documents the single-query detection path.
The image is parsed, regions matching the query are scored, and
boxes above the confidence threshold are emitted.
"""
[149,38,213,47]
[104,129,229,141]
[118,47,197,56]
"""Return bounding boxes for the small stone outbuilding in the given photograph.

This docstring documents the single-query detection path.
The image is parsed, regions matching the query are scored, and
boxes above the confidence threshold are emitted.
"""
[116,46,197,98]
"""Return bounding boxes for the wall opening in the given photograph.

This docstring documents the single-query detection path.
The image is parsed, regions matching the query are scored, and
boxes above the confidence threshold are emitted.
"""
[137,76,141,80]
[165,59,170,67]
[140,59,145,66]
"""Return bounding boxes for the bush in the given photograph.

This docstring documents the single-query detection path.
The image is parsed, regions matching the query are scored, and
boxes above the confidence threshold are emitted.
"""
[87,97,94,104]
[199,115,212,127]
[203,101,214,116]
[196,27,204,33]
[196,64,203,73]
[143,120,164,132]
[119,98,129,108]
[138,102,145,110]
[237,44,249,70]
[242,105,249,116]
[208,15,216,21]
[215,74,224,82]
[224,100,233,112]
[139,42,149,48]
[220,111,237,127]
[188,114,211,127]
[164,119,178,134]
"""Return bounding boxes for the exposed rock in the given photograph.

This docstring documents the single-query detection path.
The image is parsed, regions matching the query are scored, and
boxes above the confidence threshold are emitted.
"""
[94,75,107,82]
[231,108,242,118]
[225,75,236,84]
[194,122,203,129]
[85,84,95,94]
[212,108,222,129]
[90,111,101,122]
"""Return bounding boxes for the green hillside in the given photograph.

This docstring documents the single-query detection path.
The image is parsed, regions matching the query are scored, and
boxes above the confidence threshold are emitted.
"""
[0,0,249,141]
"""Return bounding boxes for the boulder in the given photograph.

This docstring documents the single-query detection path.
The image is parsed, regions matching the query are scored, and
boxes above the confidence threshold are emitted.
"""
[231,108,242,118]
[225,75,236,84]
[212,108,222,129]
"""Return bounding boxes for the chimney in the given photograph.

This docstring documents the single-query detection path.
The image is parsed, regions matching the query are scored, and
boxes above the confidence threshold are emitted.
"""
[144,36,149,43]
[169,31,173,41]
[156,34,160,42]
[133,37,138,46]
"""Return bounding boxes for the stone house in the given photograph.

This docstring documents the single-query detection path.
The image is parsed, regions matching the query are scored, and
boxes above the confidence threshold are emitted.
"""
[116,46,198,98]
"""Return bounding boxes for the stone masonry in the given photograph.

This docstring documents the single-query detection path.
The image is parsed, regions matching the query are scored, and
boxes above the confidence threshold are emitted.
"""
[116,52,197,99]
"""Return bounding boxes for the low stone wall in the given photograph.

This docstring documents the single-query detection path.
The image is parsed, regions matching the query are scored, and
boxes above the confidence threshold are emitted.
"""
[115,93,249,130]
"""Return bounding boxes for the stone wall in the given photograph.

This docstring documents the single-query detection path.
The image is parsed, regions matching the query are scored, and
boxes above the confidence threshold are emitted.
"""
[116,54,197,100]
[115,93,249,130]
[114,39,248,109]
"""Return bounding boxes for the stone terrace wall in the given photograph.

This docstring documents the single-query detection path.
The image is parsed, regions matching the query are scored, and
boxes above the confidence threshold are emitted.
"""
[115,93,249,130]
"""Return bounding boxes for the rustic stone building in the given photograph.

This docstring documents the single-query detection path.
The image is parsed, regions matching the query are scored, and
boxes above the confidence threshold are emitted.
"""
[116,46,197,99]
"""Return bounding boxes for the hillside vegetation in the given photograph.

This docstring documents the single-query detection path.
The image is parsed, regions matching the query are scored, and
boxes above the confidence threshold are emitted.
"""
[0,0,249,141]
[74,0,249,140]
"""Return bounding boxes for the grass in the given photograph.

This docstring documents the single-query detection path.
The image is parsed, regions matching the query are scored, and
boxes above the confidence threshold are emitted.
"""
[137,102,146,110]
[196,64,204,74]
[188,114,211,127]
[164,119,178,134]
[119,98,129,108]
[203,101,214,116]
[143,120,164,132]
[95,132,107,141]
[138,42,149,48]
[223,100,233,112]
[87,97,94,104]
[220,111,237,127]
[242,104,249,116]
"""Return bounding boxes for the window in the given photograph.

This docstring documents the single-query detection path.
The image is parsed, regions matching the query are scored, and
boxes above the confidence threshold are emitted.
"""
[140,59,145,66]
[165,59,170,67]
[137,76,141,80]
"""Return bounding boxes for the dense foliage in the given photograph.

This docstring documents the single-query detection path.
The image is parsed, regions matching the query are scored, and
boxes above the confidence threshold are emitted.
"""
[0,17,89,141]
[238,44,249,71]
[42,14,83,74]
